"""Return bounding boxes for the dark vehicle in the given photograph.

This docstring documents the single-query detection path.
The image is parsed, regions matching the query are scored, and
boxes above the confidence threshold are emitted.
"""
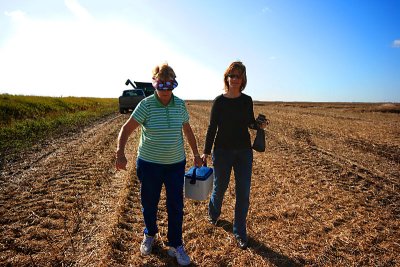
[125,79,155,97]
[118,79,155,114]
[118,89,145,114]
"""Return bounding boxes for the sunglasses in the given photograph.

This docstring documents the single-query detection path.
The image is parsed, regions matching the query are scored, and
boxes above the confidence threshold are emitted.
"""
[153,79,178,90]
[227,74,242,79]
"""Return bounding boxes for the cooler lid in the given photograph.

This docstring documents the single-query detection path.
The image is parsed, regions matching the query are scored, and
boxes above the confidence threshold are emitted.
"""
[185,166,213,181]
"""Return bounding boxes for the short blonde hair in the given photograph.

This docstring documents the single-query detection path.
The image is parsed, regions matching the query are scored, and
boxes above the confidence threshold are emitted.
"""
[223,61,247,92]
[152,63,176,82]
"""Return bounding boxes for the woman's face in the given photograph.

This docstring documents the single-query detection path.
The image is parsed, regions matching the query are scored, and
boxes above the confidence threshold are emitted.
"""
[153,74,176,104]
[227,70,243,90]
[156,88,173,104]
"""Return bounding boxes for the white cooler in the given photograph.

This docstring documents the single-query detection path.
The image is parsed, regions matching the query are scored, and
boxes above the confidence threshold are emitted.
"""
[184,166,214,201]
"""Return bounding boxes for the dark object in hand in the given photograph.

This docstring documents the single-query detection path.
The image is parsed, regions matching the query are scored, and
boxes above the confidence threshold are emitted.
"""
[252,129,265,152]
[252,114,267,152]
[256,114,268,128]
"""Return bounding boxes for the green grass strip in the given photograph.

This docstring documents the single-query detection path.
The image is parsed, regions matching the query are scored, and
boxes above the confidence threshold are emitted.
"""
[0,94,118,160]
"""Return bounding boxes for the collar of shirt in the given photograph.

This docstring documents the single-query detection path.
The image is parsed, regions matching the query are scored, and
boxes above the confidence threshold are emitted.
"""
[154,93,176,108]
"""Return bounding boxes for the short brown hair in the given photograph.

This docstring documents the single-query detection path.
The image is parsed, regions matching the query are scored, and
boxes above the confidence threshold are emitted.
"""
[152,63,176,82]
[223,61,247,92]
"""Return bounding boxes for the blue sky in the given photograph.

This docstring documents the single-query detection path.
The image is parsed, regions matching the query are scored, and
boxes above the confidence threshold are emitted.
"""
[0,0,399,102]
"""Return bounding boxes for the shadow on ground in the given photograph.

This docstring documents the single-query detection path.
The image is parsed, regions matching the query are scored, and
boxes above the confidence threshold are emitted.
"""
[217,219,305,267]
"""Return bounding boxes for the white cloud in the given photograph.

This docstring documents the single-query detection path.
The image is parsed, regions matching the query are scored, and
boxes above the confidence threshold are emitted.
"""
[392,39,400,48]
[64,0,92,21]
[4,10,27,22]
[0,4,220,99]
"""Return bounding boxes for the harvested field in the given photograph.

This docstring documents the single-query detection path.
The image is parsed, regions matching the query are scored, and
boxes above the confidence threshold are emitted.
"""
[1,101,399,266]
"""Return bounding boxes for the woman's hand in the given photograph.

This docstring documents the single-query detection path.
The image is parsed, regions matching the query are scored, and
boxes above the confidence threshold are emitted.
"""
[194,154,203,167]
[258,118,270,129]
[259,121,267,129]
[115,117,139,171]
[115,153,127,171]
[201,154,210,166]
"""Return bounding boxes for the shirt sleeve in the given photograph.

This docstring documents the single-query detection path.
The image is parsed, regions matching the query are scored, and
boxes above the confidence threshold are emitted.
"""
[203,97,219,154]
[182,101,190,124]
[247,96,257,129]
[131,99,148,125]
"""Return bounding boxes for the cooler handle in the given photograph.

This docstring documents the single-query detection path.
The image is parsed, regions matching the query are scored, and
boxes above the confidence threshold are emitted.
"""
[190,167,197,184]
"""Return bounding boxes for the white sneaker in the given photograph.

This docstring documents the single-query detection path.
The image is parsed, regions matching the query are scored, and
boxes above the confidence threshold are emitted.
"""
[168,245,191,266]
[140,234,155,256]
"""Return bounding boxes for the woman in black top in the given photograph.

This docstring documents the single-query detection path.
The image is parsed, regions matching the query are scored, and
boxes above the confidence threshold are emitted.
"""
[202,61,266,249]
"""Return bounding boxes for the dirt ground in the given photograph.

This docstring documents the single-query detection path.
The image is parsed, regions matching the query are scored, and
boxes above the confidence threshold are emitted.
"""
[1,101,399,266]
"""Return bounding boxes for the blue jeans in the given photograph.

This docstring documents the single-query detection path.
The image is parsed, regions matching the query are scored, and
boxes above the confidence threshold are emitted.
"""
[136,158,186,248]
[208,148,253,241]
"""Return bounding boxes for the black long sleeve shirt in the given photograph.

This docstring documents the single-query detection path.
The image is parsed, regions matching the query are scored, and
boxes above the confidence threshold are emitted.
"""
[203,93,256,154]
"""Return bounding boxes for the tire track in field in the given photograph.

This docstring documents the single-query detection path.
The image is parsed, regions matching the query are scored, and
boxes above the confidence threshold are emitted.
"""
[254,106,399,265]
[0,114,129,266]
[266,108,399,189]
[267,124,399,217]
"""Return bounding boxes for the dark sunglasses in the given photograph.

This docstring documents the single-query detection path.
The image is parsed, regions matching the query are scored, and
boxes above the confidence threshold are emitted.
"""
[227,74,242,79]
[154,80,177,91]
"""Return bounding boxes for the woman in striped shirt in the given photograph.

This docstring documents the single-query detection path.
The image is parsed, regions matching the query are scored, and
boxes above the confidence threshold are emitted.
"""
[115,63,202,266]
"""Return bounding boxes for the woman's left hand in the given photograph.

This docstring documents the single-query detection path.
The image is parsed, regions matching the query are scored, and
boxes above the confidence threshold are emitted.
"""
[258,119,270,129]
[259,122,267,129]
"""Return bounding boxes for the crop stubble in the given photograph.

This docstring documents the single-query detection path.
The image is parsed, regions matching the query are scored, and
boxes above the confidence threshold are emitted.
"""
[0,102,399,266]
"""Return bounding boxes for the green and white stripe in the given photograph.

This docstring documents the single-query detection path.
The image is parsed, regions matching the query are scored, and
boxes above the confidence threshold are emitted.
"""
[131,94,189,164]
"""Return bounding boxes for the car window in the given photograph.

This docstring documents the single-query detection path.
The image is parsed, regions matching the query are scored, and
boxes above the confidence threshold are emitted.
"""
[123,90,144,97]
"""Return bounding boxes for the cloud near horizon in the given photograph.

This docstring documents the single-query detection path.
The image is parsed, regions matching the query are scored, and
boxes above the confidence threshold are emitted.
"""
[0,0,221,99]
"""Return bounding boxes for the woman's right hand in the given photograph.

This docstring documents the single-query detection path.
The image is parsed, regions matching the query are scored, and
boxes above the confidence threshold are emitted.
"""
[115,154,127,171]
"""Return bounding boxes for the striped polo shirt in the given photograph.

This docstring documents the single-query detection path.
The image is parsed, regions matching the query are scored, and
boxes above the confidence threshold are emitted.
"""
[131,94,189,164]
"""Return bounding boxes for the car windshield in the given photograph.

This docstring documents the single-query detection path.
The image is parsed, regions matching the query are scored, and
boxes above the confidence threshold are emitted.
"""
[123,90,144,97]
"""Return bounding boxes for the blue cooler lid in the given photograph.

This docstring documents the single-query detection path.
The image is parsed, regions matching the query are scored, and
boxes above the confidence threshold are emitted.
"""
[185,166,213,181]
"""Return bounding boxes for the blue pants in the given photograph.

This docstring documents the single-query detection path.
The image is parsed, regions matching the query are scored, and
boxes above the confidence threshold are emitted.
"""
[136,158,186,248]
[208,148,253,241]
